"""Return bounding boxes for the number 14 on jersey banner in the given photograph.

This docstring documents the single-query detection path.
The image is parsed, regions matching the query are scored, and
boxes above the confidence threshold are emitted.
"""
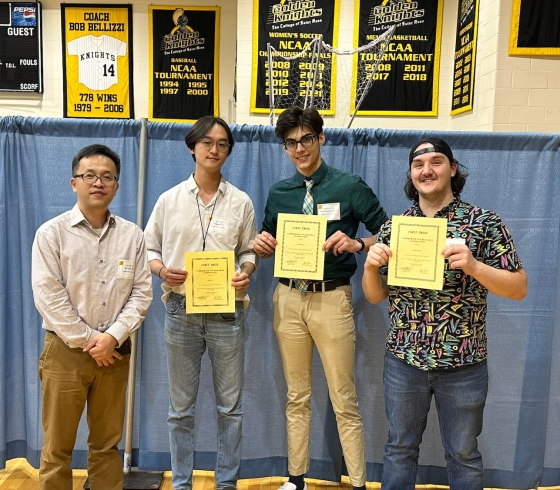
[61,4,134,118]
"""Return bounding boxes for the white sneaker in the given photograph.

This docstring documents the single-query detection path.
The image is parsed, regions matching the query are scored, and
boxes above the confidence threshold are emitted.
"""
[277,482,308,490]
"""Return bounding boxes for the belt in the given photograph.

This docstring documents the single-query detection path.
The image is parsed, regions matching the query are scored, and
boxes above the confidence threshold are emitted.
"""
[48,331,131,355]
[278,277,350,293]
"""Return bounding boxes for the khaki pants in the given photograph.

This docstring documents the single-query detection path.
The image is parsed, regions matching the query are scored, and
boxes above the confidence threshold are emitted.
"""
[38,332,129,490]
[273,283,366,486]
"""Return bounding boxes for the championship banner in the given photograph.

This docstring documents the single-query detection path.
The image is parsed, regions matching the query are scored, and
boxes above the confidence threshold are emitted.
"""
[509,0,560,55]
[251,0,339,115]
[149,6,219,122]
[61,4,133,118]
[450,0,480,115]
[354,0,443,116]
[0,2,43,93]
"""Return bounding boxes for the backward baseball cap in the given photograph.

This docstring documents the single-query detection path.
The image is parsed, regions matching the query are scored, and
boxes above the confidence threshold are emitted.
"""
[409,137,455,166]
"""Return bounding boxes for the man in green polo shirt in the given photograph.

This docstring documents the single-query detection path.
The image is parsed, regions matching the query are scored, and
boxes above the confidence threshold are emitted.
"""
[253,106,387,490]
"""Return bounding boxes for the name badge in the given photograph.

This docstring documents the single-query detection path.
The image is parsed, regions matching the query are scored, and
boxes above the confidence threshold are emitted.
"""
[317,203,340,221]
[209,217,228,233]
[445,238,465,247]
[118,260,135,279]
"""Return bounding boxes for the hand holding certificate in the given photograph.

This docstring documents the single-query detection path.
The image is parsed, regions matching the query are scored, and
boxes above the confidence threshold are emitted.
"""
[185,250,236,313]
[274,213,327,280]
[388,215,447,290]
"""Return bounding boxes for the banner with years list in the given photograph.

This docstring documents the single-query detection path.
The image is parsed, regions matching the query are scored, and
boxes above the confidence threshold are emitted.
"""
[251,0,339,115]
[149,6,219,122]
[354,0,443,116]
[61,4,133,118]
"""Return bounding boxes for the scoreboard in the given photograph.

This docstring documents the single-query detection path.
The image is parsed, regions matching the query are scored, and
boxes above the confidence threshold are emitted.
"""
[0,2,43,92]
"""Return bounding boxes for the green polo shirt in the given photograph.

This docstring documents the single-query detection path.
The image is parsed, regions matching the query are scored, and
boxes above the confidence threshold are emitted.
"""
[262,161,387,279]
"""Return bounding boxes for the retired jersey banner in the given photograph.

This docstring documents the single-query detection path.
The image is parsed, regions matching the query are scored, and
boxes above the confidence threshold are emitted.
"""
[61,4,133,118]
[354,0,443,116]
[0,2,43,93]
[509,0,560,55]
[149,6,219,122]
[251,0,339,114]
[450,0,480,115]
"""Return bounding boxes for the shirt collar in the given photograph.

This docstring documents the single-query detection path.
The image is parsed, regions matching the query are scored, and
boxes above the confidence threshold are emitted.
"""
[411,195,461,217]
[186,173,227,197]
[70,203,115,228]
[290,159,328,188]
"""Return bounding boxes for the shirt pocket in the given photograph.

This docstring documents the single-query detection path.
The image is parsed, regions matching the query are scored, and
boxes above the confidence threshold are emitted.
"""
[211,217,240,250]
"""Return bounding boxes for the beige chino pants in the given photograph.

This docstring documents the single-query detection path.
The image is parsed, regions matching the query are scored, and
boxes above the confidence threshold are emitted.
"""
[273,283,366,487]
[38,332,129,490]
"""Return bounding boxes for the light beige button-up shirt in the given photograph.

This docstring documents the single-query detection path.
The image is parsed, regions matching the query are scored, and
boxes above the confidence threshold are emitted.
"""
[144,175,258,304]
[32,204,153,348]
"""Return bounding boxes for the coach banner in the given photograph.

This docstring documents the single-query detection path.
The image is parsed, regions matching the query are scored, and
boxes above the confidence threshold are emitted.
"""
[149,6,219,122]
[509,0,560,55]
[0,2,43,93]
[61,4,133,118]
[354,0,443,116]
[450,0,480,115]
[251,0,339,114]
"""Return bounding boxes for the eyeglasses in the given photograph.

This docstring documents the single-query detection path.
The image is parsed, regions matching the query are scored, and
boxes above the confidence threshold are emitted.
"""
[73,173,118,186]
[197,138,231,153]
[283,134,318,151]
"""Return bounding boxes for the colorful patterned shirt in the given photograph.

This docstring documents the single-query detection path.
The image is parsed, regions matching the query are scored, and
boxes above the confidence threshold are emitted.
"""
[378,197,523,370]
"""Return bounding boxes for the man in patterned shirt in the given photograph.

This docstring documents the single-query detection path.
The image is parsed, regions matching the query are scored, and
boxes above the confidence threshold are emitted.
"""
[362,138,527,490]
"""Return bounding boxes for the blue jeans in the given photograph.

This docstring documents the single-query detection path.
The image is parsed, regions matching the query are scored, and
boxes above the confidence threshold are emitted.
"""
[164,292,244,490]
[382,351,488,490]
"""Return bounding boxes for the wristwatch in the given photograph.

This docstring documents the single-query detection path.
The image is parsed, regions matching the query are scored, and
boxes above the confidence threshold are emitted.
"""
[355,237,365,254]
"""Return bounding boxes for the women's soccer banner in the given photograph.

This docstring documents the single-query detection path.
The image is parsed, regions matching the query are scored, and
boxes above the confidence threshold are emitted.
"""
[149,6,219,122]
[61,4,133,118]
[251,0,339,114]
[451,0,480,115]
[354,0,443,116]
[509,0,560,55]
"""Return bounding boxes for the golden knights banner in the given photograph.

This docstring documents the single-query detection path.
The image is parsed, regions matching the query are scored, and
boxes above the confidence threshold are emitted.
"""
[149,6,219,122]
[61,4,133,118]
[509,0,560,56]
[251,0,339,114]
[354,0,443,116]
[450,0,480,115]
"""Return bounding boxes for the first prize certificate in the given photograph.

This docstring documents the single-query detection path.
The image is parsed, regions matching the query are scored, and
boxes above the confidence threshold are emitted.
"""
[388,216,447,290]
[274,213,327,280]
[185,250,235,314]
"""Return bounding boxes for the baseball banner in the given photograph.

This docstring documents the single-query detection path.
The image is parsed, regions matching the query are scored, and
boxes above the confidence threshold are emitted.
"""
[450,0,480,115]
[149,6,219,122]
[509,0,560,55]
[61,4,133,118]
[0,2,43,93]
[354,0,443,116]
[251,0,339,115]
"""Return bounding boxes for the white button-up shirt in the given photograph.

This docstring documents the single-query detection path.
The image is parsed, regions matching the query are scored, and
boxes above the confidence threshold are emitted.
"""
[32,204,153,348]
[144,175,258,304]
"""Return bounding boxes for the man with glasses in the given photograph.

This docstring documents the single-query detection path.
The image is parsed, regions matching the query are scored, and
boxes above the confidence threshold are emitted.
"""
[31,144,153,490]
[253,106,387,490]
[144,116,258,490]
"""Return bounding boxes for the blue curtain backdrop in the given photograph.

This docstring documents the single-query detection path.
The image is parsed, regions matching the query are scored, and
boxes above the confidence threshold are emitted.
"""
[0,115,557,489]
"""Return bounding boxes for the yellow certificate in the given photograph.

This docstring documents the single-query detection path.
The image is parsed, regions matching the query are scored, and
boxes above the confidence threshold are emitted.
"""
[274,213,327,280]
[388,216,447,290]
[185,250,235,314]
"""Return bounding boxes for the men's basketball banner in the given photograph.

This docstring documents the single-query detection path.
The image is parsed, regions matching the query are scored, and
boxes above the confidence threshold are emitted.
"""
[354,0,443,116]
[0,2,43,93]
[149,6,219,122]
[61,4,133,118]
[509,0,560,55]
[450,0,480,115]
[251,0,339,114]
